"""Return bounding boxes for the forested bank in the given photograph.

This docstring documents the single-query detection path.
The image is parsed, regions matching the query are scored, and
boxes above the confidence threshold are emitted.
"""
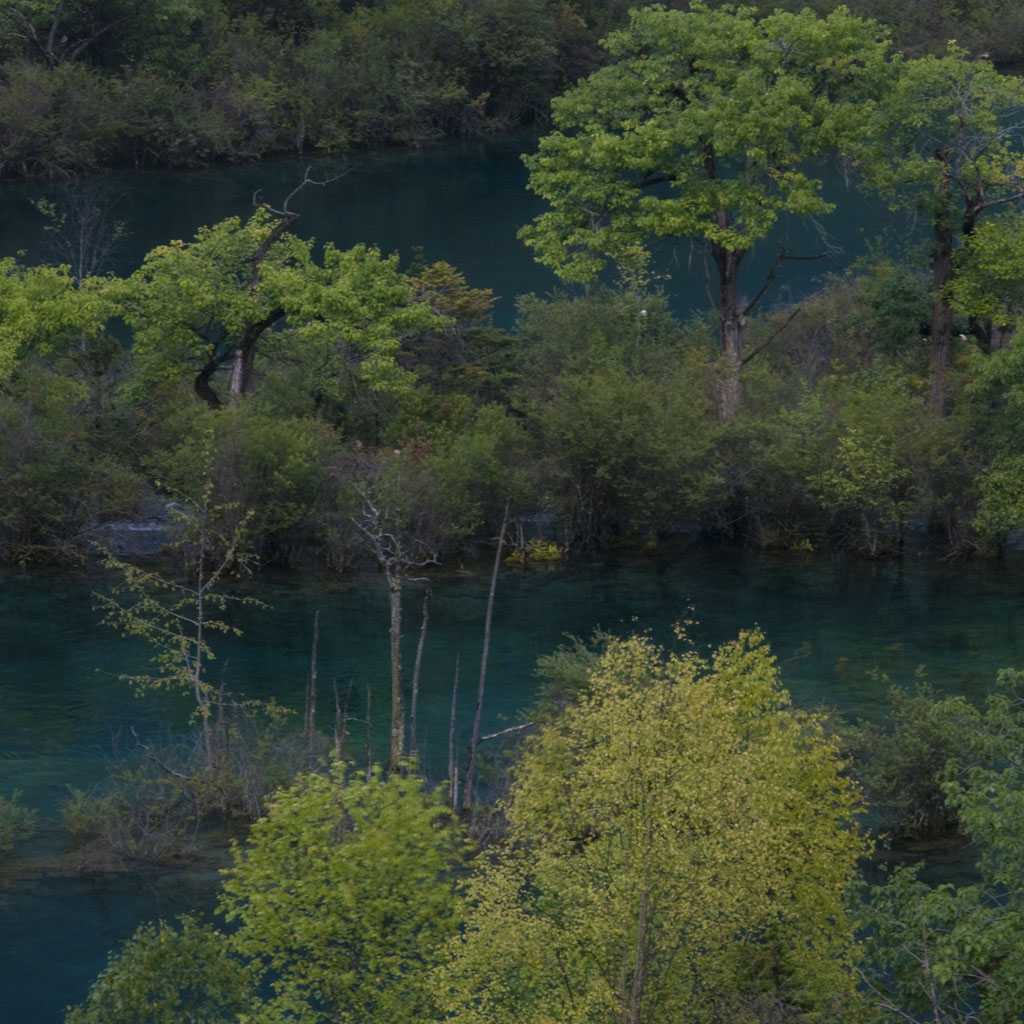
[6,6,1024,565]
[42,623,1024,1024]
[2,0,1024,179]
[5,207,1024,567]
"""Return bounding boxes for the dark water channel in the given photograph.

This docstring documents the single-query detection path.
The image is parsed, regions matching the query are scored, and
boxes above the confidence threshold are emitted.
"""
[3,543,1024,1020]
[0,138,898,328]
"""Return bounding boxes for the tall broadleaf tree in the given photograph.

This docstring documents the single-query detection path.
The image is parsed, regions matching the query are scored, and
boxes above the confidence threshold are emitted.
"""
[520,2,892,420]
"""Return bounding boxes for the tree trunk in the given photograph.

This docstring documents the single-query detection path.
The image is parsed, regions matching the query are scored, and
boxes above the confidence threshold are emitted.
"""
[627,887,650,1024]
[306,610,319,769]
[463,502,509,810]
[409,590,429,757]
[387,570,404,772]
[229,342,257,396]
[448,654,460,809]
[194,359,223,409]
[193,579,212,764]
[228,307,285,397]
[714,244,744,422]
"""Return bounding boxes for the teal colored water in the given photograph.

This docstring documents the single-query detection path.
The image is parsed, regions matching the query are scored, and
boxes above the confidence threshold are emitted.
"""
[0,141,899,328]
[0,139,558,328]
[2,544,1024,1020]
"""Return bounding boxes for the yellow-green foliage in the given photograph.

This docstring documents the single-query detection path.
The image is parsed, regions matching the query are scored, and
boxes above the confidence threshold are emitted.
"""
[506,538,562,565]
[64,915,254,1024]
[437,630,870,1024]
[220,763,468,1024]
[0,257,113,383]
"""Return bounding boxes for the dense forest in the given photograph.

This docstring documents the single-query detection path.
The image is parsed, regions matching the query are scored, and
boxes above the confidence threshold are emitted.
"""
[2,0,1024,178]
[5,2,1024,1022]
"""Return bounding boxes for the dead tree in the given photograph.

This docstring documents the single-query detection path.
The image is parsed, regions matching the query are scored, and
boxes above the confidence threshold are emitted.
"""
[353,477,439,772]
[463,501,510,809]
[6,1,122,69]
[409,590,430,757]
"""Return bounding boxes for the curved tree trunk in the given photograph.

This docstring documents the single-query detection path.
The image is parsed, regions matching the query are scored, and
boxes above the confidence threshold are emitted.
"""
[194,359,223,409]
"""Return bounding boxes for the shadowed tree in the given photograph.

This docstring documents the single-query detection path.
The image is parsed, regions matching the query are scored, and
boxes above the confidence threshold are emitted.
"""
[859,47,1024,411]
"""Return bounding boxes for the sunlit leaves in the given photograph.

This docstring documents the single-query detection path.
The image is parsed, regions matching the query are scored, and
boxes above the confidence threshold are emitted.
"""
[64,915,254,1024]
[220,763,467,1024]
[119,211,446,404]
[520,4,891,284]
[954,211,1024,330]
[438,630,870,1024]
[0,257,114,382]
[862,47,1024,222]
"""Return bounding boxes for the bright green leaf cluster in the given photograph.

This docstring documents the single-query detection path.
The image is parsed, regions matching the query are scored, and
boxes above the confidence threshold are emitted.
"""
[520,4,891,284]
[0,257,115,382]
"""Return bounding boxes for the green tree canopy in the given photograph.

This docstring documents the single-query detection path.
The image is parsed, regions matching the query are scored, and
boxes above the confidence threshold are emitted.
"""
[119,206,444,409]
[437,629,870,1024]
[219,761,468,1024]
[520,2,891,419]
[0,256,113,383]
[953,210,1024,339]
[859,46,1024,410]
[64,915,255,1024]
[865,668,1024,1023]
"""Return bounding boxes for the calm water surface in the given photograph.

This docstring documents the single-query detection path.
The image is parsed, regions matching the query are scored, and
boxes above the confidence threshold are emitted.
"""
[2,544,1024,1021]
[0,140,898,328]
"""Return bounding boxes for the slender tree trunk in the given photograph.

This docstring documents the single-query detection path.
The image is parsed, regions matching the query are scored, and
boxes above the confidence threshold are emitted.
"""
[306,610,319,769]
[448,654,460,809]
[627,888,650,1024]
[387,569,404,772]
[365,681,373,781]
[409,590,429,757]
[714,243,744,422]
[193,576,212,764]
[332,679,348,760]
[463,502,510,810]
